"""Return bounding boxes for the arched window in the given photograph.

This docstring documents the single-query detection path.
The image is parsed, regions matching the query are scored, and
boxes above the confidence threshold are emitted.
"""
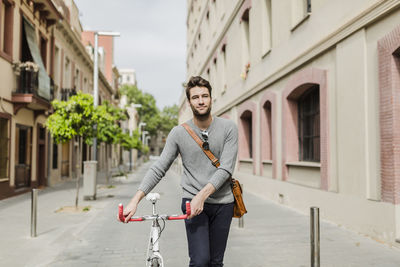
[263,101,272,160]
[240,110,253,158]
[282,68,328,190]
[260,91,276,178]
[238,100,257,174]
[298,86,320,162]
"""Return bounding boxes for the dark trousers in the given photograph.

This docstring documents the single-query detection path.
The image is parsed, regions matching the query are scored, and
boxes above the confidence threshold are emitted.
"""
[181,198,234,267]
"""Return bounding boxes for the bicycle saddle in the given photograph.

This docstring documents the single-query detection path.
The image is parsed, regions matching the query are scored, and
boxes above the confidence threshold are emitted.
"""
[146,193,160,203]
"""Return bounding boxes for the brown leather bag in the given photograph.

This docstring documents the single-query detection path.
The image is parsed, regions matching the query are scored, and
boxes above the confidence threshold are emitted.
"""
[182,123,247,218]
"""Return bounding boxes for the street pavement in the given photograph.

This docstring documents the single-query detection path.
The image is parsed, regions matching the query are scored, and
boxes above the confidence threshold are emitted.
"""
[1,161,400,266]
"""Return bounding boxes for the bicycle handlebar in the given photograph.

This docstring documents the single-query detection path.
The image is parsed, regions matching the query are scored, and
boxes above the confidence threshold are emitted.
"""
[118,201,191,223]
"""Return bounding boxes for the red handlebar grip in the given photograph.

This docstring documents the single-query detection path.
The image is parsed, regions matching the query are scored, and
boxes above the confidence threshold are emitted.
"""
[168,215,187,220]
[118,203,125,222]
[185,201,191,216]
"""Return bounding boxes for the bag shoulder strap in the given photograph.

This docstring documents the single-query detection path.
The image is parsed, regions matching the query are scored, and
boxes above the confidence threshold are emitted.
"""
[182,123,220,168]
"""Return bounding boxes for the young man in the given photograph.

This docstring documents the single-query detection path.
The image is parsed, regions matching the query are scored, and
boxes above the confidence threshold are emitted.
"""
[122,76,238,267]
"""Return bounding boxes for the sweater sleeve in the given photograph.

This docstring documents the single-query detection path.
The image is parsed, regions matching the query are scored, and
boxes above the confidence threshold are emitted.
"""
[208,122,238,190]
[137,127,179,194]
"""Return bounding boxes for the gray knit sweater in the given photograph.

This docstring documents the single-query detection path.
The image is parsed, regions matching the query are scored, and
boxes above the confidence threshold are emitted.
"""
[138,117,238,204]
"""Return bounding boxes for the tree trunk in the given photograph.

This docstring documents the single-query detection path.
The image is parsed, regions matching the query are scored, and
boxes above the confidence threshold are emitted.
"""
[75,137,81,208]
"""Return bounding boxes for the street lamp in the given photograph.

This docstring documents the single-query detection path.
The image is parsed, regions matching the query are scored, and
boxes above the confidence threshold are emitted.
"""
[145,136,151,147]
[92,31,120,161]
[142,130,149,145]
[138,122,146,134]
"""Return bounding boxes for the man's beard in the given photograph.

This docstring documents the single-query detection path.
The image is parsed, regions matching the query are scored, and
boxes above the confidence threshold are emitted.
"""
[190,104,212,120]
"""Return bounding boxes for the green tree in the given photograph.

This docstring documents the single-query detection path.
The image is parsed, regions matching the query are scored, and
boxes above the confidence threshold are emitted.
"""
[95,100,127,145]
[159,104,179,135]
[119,129,142,151]
[46,92,95,208]
[46,92,136,207]
[119,84,161,136]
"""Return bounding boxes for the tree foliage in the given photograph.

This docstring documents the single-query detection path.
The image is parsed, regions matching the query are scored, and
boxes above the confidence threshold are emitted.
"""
[120,84,160,136]
[119,85,179,136]
[95,101,126,145]
[159,104,179,134]
[119,129,142,151]
[46,92,140,147]
[46,92,96,145]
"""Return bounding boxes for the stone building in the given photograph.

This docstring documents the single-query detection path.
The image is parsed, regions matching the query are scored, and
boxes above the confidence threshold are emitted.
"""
[181,0,400,245]
[0,0,120,199]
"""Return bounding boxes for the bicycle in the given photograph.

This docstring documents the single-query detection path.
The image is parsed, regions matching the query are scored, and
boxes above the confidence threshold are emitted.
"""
[118,193,191,267]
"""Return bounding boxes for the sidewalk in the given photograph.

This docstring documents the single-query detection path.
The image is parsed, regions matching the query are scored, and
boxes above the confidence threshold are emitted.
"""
[1,161,400,266]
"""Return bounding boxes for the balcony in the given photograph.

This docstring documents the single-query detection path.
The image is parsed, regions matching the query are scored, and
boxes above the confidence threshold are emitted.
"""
[12,63,53,115]
[60,87,77,101]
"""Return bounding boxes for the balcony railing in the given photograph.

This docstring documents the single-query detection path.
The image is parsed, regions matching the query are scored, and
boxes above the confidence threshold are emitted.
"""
[17,68,38,95]
[60,87,77,101]
[14,68,55,102]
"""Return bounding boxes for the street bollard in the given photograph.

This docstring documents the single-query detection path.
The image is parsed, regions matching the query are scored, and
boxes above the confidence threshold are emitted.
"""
[31,189,38,237]
[238,183,244,228]
[310,207,320,267]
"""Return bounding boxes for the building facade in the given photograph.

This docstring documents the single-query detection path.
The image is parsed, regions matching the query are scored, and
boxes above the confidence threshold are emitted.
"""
[182,0,400,245]
[0,0,121,199]
[119,68,137,86]
[0,0,61,199]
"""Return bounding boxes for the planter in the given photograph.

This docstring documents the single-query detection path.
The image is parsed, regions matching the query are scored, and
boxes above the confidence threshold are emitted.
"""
[83,160,97,200]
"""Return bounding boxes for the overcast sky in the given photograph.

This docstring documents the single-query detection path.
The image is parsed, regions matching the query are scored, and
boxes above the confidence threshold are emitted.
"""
[74,0,187,109]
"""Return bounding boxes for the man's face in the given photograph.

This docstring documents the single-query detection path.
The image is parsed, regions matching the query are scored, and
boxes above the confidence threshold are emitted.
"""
[188,86,212,117]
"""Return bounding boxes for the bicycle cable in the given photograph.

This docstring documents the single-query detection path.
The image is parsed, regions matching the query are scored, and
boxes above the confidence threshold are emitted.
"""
[153,216,166,244]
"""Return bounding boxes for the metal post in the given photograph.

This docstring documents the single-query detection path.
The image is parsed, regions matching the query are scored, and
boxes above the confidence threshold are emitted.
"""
[238,183,244,228]
[92,32,99,161]
[31,189,38,237]
[310,207,320,267]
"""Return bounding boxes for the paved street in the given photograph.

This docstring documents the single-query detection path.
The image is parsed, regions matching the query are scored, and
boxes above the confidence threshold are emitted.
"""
[1,161,400,266]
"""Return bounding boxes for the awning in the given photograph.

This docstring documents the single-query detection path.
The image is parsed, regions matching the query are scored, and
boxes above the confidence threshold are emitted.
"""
[23,18,51,101]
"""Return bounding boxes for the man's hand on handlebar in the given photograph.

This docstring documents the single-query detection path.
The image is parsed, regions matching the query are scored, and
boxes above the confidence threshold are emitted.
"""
[118,190,145,223]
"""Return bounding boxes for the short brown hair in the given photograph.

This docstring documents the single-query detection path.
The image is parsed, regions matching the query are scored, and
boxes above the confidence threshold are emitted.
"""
[185,76,212,100]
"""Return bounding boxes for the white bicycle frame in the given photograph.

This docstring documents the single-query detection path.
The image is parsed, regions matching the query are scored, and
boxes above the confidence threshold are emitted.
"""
[119,193,190,267]
[146,193,164,267]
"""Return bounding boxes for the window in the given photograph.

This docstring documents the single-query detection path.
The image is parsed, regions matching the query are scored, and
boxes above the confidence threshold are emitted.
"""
[83,77,87,92]
[74,68,79,89]
[64,57,70,88]
[0,116,10,179]
[53,46,60,84]
[263,101,272,160]
[291,0,311,29]
[240,111,253,158]
[241,8,250,68]
[261,0,272,55]
[298,86,320,162]
[221,44,227,93]
[40,34,47,69]
[21,19,33,62]
[1,0,13,58]
[52,142,58,169]
[212,57,217,99]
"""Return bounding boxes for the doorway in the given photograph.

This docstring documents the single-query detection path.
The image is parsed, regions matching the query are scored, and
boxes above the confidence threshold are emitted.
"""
[15,124,32,188]
[37,124,46,187]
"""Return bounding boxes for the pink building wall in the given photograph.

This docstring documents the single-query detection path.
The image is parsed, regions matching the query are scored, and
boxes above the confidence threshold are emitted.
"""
[81,31,114,84]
